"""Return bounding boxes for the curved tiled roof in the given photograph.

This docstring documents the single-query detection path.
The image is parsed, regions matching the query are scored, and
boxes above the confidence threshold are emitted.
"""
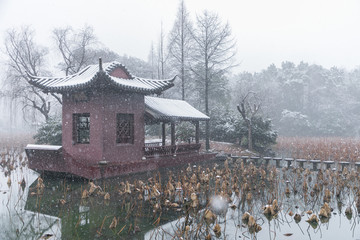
[27,61,175,94]
[145,96,210,122]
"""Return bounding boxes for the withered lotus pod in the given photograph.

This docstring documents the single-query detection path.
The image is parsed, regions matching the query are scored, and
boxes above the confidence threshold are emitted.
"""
[242,212,250,225]
[249,223,262,234]
[204,209,216,224]
[345,206,353,220]
[104,192,110,200]
[285,187,291,197]
[306,214,319,229]
[263,205,275,217]
[248,215,256,228]
[81,189,89,199]
[294,213,301,223]
[213,223,221,238]
[272,199,279,213]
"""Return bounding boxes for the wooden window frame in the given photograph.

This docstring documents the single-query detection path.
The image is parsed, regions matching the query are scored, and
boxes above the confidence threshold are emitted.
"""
[73,113,90,144]
[116,113,134,144]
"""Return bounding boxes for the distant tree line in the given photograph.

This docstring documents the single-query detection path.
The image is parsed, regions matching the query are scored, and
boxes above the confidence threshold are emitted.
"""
[232,61,360,137]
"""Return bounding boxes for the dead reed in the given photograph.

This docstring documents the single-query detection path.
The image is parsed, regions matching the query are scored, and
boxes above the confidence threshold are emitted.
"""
[275,136,360,162]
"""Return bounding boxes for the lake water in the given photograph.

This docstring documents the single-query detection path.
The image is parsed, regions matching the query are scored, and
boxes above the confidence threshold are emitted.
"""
[1,148,360,240]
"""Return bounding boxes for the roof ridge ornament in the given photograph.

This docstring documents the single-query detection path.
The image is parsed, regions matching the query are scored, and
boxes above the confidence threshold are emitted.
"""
[99,57,103,71]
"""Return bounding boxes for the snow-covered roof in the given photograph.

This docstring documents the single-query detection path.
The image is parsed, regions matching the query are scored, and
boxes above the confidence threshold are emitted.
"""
[145,96,210,122]
[25,144,62,151]
[27,61,175,94]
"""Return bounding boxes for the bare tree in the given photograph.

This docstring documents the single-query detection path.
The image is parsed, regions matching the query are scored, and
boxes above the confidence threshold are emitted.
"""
[237,91,261,151]
[157,22,167,79]
[168,0,193,100]
[3,26,56,121]
[53,25,97,76]
[3,25,122,124]
[148,42,156,79]
[191,10,237,150]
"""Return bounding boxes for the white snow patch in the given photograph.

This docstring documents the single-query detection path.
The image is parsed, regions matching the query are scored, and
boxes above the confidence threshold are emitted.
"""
[25,144,62,151]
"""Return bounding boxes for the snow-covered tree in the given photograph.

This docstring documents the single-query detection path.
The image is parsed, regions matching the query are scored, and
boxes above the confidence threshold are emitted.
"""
[191,10,237,150]
[168,0,194,100]
[33,116,62,145]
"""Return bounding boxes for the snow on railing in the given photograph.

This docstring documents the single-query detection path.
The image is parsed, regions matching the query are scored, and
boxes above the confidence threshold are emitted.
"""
[143,143,201,157]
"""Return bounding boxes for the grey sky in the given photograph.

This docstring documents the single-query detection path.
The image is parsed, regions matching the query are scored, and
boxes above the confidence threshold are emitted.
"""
[0,0,360,73]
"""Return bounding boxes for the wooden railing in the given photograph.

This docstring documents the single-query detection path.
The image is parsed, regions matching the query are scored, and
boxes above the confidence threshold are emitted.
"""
[143,143,201,157]
[145,142,162,147]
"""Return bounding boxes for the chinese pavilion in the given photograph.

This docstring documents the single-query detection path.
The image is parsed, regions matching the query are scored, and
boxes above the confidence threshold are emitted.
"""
[25,59,215,179]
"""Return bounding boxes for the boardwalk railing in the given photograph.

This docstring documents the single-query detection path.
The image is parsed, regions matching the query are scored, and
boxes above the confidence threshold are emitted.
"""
[226,155,358,171]
[144,143,201,157]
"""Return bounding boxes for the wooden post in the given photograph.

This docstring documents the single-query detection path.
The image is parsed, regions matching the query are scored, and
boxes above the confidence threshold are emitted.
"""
[162,122,166,146]
[171,122,175,146]
[195,121,199,144]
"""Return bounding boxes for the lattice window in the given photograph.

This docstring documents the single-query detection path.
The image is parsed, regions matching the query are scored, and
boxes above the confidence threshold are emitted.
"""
[116,114,134,144]
[73,113,90,144]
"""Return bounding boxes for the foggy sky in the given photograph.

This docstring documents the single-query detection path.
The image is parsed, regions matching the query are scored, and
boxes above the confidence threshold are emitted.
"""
[0,0,360,73]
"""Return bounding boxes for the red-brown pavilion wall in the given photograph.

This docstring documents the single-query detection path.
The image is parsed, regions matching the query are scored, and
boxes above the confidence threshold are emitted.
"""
[62,90,145,166]
[62,92,103,165]
[101,91,145,163]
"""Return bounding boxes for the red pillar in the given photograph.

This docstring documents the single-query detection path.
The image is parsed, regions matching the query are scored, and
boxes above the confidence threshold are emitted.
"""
[162,122,166,146]
[171,122,175,146]
[195,121,199,144]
